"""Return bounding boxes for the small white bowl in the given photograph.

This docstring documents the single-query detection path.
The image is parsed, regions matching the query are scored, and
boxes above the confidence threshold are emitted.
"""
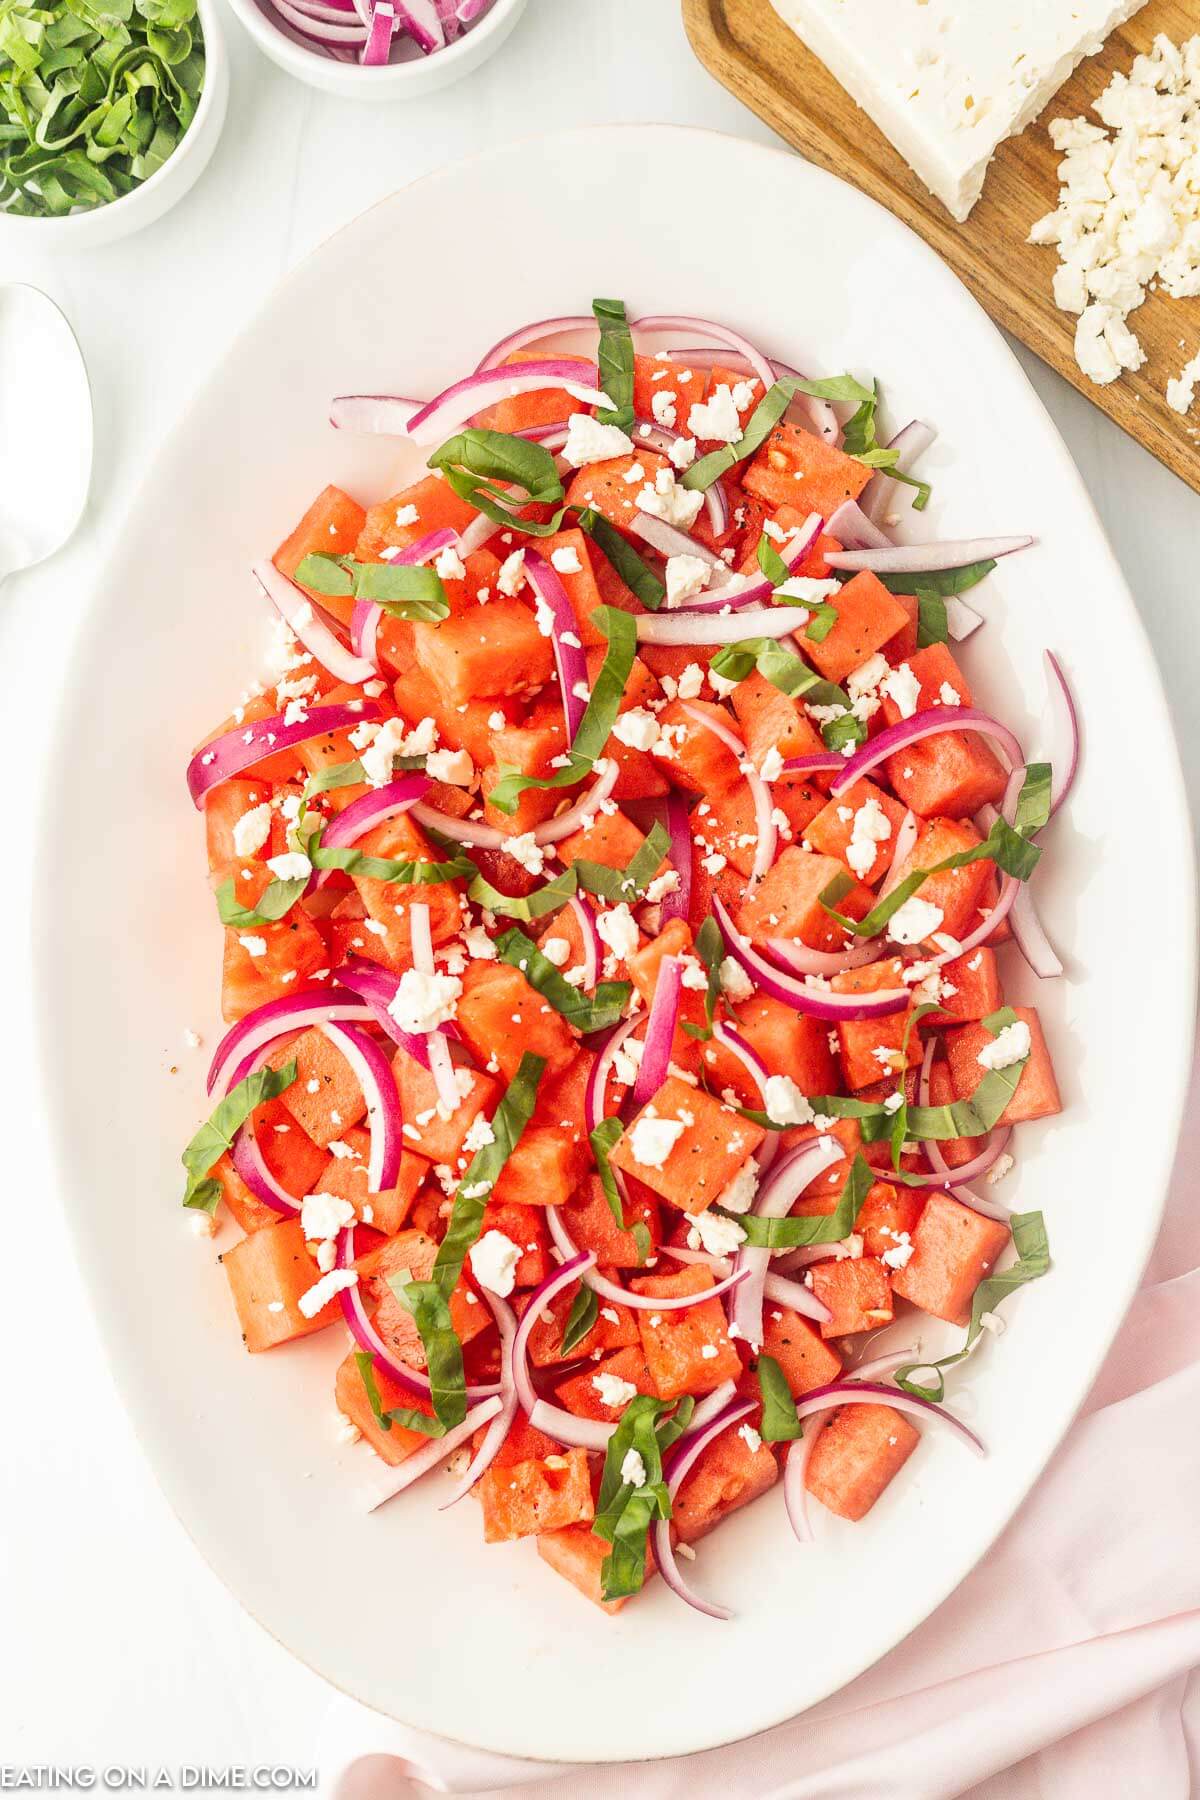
[224,0,527,100]
[0,0,229,250]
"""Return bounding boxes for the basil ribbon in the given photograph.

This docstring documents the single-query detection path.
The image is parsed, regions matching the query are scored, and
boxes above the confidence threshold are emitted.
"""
[295,553,449,622]
[593,1393,695,1600]
[181,1060,297,1213]
[493,926,630,1034]
[894,1211,1050,1401]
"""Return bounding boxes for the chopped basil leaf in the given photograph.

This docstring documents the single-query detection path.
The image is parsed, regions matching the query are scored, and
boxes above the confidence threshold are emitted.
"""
[804,601,839,644]
[719,1152,874,1247]
[709,637,850,710]
[789,374,877,408]
[680,915,724,1042]
[295,553,449,622]
[916,592,949,647]
[838,378,883,460]
[493,926,630,1034]
[590,1115,638,1243]
[895,1211,1050,1401]
[386,1276,467,1432]
[309,831,474,887]
[215,874,308,929]
[877,559,997,598]
[303,760,366,797]
[756,533,790,587]
[575,820,671,903]
[592,297,635,430]
[561,1284,600,1355]
[593,1393,695,1600]
[736,1093,886,1132]
[488,605,637,814]
[902,1005,1028,1142]
[819,770,1048,938]
[821,710,867,754]
[576,506,665,610]
[428,428,567,538]
[466,861,581,922]
[181,1060,297,1211]
[431,1052,545,1300]
[353,1349,445,1438]
[886,1002,938,1171]
[756,1353,803,1443]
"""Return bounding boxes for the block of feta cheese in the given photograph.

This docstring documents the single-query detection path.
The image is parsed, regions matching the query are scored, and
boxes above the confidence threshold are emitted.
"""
[769,0,1150,221]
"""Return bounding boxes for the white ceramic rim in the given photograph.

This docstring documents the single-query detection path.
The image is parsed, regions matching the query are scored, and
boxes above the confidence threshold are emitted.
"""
[31,123,1198,1764]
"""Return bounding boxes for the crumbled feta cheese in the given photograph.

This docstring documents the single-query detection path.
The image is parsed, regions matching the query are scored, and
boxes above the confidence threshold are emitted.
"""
[620,1447,648,1487]
[651,388,678,429]
[388,967,462,1036]
[232,803,272,858]
[300,1191,356,1241]
[887,895,945,945]
[987,1151,1016,1186]
[977,1019,1032,1071]
[593,1371,638,1409]
[497,548,526,596]
[612,706,660,751]
[718,956,754,1002]
[718,1159,760,1214]
[737,1422,763,1455]
[462,1113,496,1155]
[266,851,311,882]
[665,552,712,608]
[675,662,705,701]
[469,1229,522,1298]
[298,1267,357,1319]
[1167,347,1200,415]
[237,934,267,958]
[881,662,922,719]
[462,924,497,961]
[507,833,548,877]
[687,383,743,443]
[669,435,698,471]
[628,1111,686,1170]
[550,544,583,575]
[688,1207,746,1257]
[636,466,705,531]
[562,414,635,468]
[764,1074,815,1127]
[425,747,474,786]
[846,796,893,879]
[435,544,466,582]
[596,903,639,962]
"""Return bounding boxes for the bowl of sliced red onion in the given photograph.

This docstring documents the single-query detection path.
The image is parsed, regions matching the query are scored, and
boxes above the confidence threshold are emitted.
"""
[226,0,526,97]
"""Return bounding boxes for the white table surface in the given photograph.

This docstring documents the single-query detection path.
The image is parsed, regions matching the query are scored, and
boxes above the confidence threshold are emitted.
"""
[3,0,1198,1779]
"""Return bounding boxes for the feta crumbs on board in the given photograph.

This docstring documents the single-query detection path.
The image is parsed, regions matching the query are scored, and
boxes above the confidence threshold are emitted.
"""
[1030,35,1200,400]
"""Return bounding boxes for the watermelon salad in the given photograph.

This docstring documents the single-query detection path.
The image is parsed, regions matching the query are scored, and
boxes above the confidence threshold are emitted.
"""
[181,299,1077,1618]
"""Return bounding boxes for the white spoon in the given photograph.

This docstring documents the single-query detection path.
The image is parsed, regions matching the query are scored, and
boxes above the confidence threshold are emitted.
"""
[0,284,93,589]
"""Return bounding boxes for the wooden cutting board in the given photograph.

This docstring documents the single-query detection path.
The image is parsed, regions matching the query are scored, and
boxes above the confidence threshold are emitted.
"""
[683,0,1200,493]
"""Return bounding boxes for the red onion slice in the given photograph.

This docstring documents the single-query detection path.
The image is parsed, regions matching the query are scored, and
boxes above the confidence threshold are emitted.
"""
[564,892,601,991]
[728,1135,844,1349]
[764,936,882,979]
[337,1223,500,1405]
[391,0,445,50]
[207,989,374,1099]
[405,360,603,445]
[630,512,726,572]
[360,0,395,63]
[1044,650,1079,818]
[652,1398,759,1619]
[830,707,1024,800]
[330,396,421,435]
[253,561,378,685]
[706,1021,779,1182]
[782,752,845,777]
[313,774,431,888]
[584,1013,641,1135]
[631,313,775,394]
[662,1244,832,1327]
[666,512,822,614]
[631,955,681,1107]
[544,1210,751,1313]
[792,1379,985,1453]
[229,1043,304,1217]
[187,701,381,809]
[412,756,619,852]
[679,702,775,880]
[824,499,893,551]
[511,1251,619,1451]
[317,1020,403,1193]
[659,793,693,925]
[783,1414,831,1543]
[714,898,909,1022]
[409,901,459,1117]
[364,1397,502,1512]
[525,551,589,740]
[860,419,937,526]
[438,1289,517,1508]
[475,315,596,372]
[1009,881,1064,979]
[269,0,366,40]
[635,605,813,647]
[826,536,1032,575]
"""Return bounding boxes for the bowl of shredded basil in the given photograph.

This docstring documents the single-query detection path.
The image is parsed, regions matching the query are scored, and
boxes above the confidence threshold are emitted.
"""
[0,0,228,244]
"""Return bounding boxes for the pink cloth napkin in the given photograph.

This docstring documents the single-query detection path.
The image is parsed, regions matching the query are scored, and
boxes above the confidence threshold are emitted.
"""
[317,1040,1200,1800]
